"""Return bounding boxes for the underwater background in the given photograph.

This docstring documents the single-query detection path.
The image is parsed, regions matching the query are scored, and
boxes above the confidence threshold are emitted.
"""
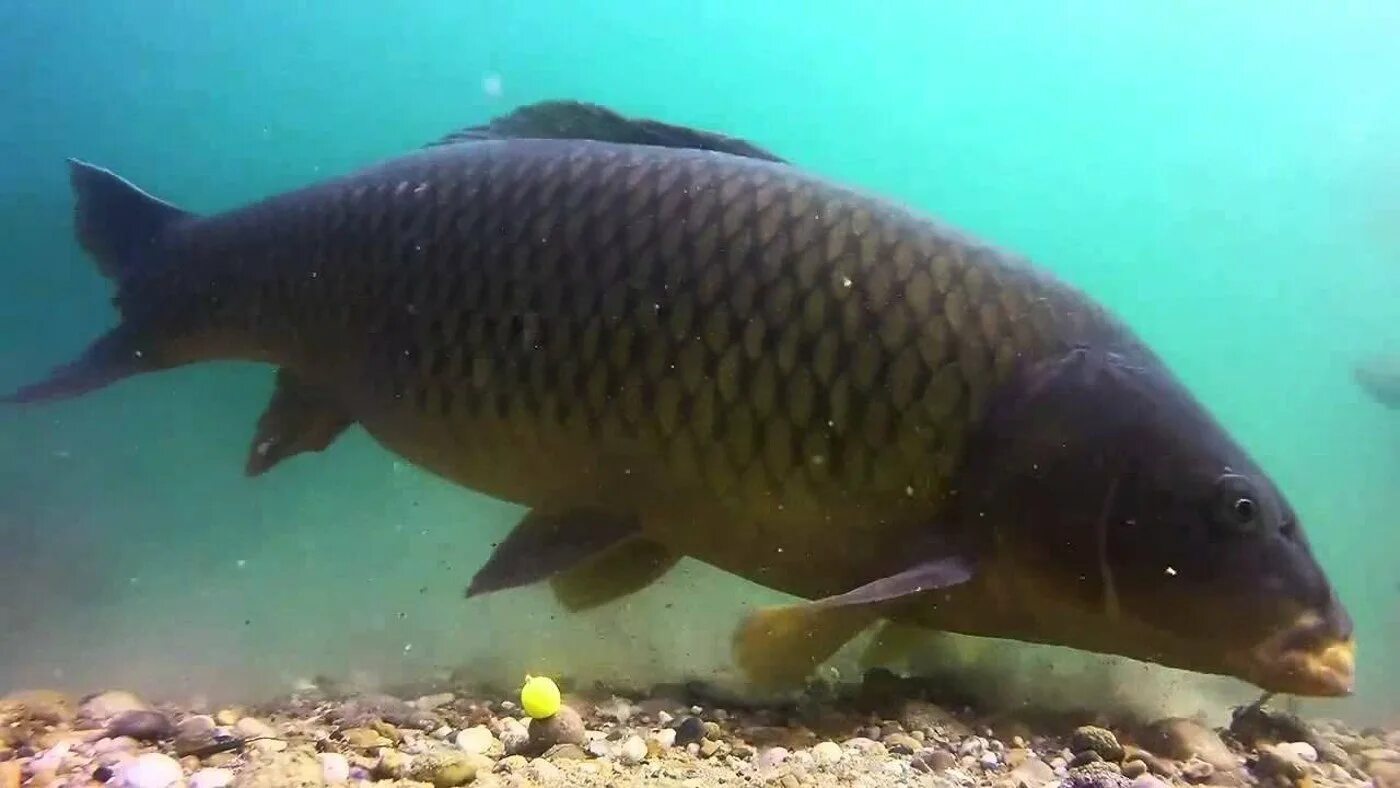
[0,0,1396,725]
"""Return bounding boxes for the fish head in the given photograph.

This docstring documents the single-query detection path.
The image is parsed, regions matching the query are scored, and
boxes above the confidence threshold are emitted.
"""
[965,347,1354,696]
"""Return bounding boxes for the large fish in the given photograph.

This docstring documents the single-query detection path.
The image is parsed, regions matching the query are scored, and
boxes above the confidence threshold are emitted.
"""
[1355,353,1400,409]
[4,100,1355,696]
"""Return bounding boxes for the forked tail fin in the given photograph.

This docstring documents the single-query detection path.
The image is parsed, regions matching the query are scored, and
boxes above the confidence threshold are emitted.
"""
[2,160,197,404]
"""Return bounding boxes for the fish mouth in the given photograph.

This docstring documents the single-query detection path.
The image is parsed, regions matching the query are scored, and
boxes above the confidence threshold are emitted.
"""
[1241,610,1356,697]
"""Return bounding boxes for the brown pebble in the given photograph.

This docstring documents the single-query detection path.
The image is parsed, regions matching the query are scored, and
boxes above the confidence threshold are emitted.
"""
[106,710,174,742]
[884,733,921,755]
[527,706,586,756]
[700,739,722,758]
[545,743,589,761]
[1073,726,1125,763]
[702,720,722,739]
[1182,758,1215,783]
[912,747,958,773]
[0,761,18,788]
[1124,760,1148,778]
[341,727,390,748]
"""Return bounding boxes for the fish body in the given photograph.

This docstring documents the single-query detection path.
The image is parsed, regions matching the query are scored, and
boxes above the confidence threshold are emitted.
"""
[5,101,1355,697]
[1355,354,1400,409]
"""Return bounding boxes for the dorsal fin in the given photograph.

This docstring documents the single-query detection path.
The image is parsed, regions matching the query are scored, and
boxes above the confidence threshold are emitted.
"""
[426,100,786,163]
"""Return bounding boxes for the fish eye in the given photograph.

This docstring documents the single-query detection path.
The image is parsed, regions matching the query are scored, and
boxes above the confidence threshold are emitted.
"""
[1211,473,1263,532]
[1230,496,1257,524]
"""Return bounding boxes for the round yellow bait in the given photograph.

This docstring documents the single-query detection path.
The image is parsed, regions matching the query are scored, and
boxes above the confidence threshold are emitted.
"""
[520,674,561,719]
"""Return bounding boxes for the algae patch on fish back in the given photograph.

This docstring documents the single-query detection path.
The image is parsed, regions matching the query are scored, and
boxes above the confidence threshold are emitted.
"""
[2,99,1356,699]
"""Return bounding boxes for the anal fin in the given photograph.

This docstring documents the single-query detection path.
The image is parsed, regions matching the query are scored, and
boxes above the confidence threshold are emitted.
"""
[245,368,353,477]
[465,508,639,599]
[733,555,977,690]
[549,537,679,613]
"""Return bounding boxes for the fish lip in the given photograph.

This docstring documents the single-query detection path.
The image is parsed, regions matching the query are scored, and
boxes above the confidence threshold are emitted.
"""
[1242,626,1356,698]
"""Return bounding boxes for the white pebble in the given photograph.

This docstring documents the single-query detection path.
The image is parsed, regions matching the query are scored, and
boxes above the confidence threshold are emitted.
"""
[812,740,843,765]
[619,735,648,765]
[188,768,235,788]
[319,752,350,784]
[756,747,790,769]
[657,711,674,726]
[650,728,677,749]
[1284,741,1319,763]
[31,741,71,772]
[455,725,498,756]
[980,751,1001,769]
[112,753,184,788]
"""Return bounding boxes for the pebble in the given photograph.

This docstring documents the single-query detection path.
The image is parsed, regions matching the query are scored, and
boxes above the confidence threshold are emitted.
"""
[650,728,676,749]
[960,736,987,758]
[110,752,183,788]
[912,747,958,773]
[214,709,240,726]
[319,752,350,783]
[1370,761,1400,788]
[901,700,971,738]
[78,691,148,724]
[0,762,16,788]
[1006,756,1058,788]
[410,751,478,786]
[980,750,1002,769]
[1131,775,1172,788]
[187,768,235,788]
[700,738,722,758]
[618,734,647,765]
[414,693,455,710]
[106,710,174,742]
[3,690,74,724]
[674,715,706,746]
[1181,757,1215,783]
[1144,718,1239,773]
[454,725,499,756]
[1255,744,1308,781]
[1282,740,1319,763]
[526,705,585,755]
[235,717,286,752]
[1074,726,1126,763]
[1123,760,1149,778]
[812,740,843,765]
[844,736,886,756]
[884,732,921,754]
[756,747,790,769]
[495,716,529,754]
[342,727,390,748]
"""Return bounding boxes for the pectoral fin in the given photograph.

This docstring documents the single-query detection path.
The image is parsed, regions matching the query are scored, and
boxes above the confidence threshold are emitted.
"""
[465,507,639,599]
[245,368,352,477]
[733,555,976,689]
[548,537,679,612]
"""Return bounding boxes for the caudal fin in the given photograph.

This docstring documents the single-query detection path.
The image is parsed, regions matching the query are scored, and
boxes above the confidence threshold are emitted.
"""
[2,160,195,404]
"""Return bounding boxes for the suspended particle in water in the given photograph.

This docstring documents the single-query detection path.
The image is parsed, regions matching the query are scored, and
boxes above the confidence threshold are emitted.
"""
[482,73,504,97]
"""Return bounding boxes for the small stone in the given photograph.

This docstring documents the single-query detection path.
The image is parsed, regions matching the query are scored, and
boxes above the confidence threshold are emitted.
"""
[756,746,789,769]
[79,691,147,725]
[0,762,17,788]
[1282,741,1318,763]
[3,690,75,724]
[410,751,478,787]
[884,732,920,754]
[496,717,529,755]
[1143,718,1239,774]
[844,736,886,756]
[1181,757,1215,783]
[1123,760,1148,778]
[320,752,350,783]
[1006,756,1058,788]
[1255,744,1307,781]
[1370,761,1400,788]
[1072,750,1106,768]
[415,693,456,710]
[700,738,722,758]
[960,737,987,758]
[213,709,239,726]
[496,754,528,772]
[341,727,390,748]
[912,747,959,773]
[106,710,174,742]
[673,715,705,746]
[980,750,1002,769]
[1065,762,1130,788]
[595,696,636,723]
[110,752,183,788]
[236,717,286,752]
[545,743,589,760]
[812,740,843,765]
[1073,726,1125,763]
[649,728,676,750]
[456,725,501,757]
[1131,775,1171,788]
[526,706,585,755]
[618,735,647,765]
[528,759,564,782]
[702,720,722,739]
[187,768,235,788]
[901,700,970,738]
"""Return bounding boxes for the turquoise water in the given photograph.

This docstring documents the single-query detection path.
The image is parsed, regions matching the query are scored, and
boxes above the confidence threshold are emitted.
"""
[0,1,1396,723]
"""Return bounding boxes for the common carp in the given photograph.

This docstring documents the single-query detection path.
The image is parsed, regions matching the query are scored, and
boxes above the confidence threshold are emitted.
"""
[4,100,1355,696]
[1355,353,1400,409]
